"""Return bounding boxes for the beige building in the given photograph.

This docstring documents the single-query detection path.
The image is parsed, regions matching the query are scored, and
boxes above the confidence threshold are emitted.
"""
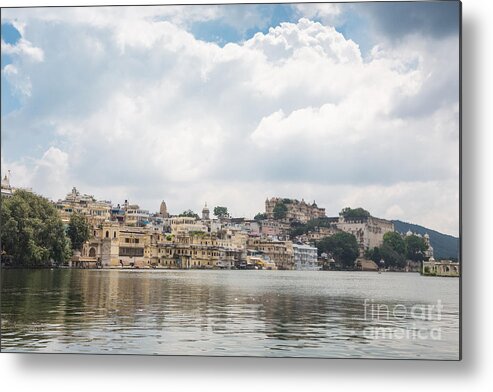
[298,225,340,243]
[335,214,394,255]
[166,216,208,235]
[247,237,294,270]
[124,203,150,227]
[74,223,158,268]
[157,232,240,269]
[260,219,290,237]
[422,258,460,277]
[265,197,326,223]
[55,187,111,225]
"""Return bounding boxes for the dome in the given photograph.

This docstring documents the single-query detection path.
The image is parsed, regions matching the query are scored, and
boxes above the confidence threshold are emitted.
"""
[406,230,413,236]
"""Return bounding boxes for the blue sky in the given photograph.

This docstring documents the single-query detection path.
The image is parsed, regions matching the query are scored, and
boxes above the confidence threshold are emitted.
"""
[0,2,460,235]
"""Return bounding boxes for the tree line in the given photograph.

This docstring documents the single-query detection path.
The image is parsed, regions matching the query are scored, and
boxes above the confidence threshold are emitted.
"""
[1,191,90,267]
[315,231,428,270]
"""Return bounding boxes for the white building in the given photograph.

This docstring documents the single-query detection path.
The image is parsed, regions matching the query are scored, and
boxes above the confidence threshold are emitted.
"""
[293,243,319,271]
[1,174,13,197]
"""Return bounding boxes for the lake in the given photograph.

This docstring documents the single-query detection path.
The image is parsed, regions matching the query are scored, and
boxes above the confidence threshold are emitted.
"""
[0,269,460,359]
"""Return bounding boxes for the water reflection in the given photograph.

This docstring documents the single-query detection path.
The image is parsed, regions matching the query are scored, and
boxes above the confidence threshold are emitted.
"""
[1,269,459,358]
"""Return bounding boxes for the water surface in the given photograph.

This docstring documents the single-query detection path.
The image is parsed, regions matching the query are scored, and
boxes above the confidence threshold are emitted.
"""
[1,269,459,359]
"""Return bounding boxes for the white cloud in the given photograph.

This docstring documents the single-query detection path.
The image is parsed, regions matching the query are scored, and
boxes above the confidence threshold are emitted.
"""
[0,9,459,235]
[1,38,44,62]
[293,4,342,26]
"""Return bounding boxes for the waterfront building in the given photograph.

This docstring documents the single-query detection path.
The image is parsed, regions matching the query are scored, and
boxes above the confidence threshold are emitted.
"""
[73,223,154,268]
[265,197,326,223]
[292,243,319,270]
[422,258,460,277]
[247,237,294,270]
[157,232,240,269]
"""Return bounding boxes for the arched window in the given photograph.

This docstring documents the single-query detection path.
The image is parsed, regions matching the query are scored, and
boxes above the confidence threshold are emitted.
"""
[105,231,109,238]
[113,232,116,238]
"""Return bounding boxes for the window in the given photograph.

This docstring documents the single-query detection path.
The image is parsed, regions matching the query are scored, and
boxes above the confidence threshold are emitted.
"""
[105,231,109,238]
[118,247,144,257]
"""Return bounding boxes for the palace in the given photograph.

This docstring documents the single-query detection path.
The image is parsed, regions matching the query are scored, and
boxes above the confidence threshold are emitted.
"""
[265,197,326,223]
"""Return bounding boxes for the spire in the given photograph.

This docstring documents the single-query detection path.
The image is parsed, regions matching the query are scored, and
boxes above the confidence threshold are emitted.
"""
[202,202,210,220]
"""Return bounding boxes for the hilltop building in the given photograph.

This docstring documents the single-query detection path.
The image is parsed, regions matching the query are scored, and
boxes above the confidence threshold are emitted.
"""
[335,213,394,255]
[55,187,111,225]
[265,197,326,223]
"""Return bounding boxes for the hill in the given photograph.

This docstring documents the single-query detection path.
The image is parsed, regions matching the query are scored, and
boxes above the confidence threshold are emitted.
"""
[392,220,460,261]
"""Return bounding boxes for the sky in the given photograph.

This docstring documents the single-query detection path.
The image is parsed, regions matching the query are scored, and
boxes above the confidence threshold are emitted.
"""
[0,1,460,236]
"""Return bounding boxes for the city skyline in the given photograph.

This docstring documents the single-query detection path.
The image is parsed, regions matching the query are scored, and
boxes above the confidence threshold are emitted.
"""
[1,2,460,236]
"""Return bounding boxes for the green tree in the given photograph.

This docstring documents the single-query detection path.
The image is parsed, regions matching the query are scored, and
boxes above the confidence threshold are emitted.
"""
[379,243,406,269]
[405,234,428,262]
[340,207,371,219]
[273,201,288,220]
[0,190,70,266]
[179,210,199,219]
[254,212,267,221]
[383,231,406,255]
[67,213,90,252]
[213,206,229,218]
[366,246,381,263]
[316,232,359,269]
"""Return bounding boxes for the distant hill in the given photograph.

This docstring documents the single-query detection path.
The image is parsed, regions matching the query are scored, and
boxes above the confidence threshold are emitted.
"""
[392,220,460,261]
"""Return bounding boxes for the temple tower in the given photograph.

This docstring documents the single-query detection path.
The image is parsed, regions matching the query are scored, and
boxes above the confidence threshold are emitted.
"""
[202,202,210,221]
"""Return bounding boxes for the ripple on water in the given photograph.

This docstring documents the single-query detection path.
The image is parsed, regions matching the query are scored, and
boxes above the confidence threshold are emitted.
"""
[1,269,459,359]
